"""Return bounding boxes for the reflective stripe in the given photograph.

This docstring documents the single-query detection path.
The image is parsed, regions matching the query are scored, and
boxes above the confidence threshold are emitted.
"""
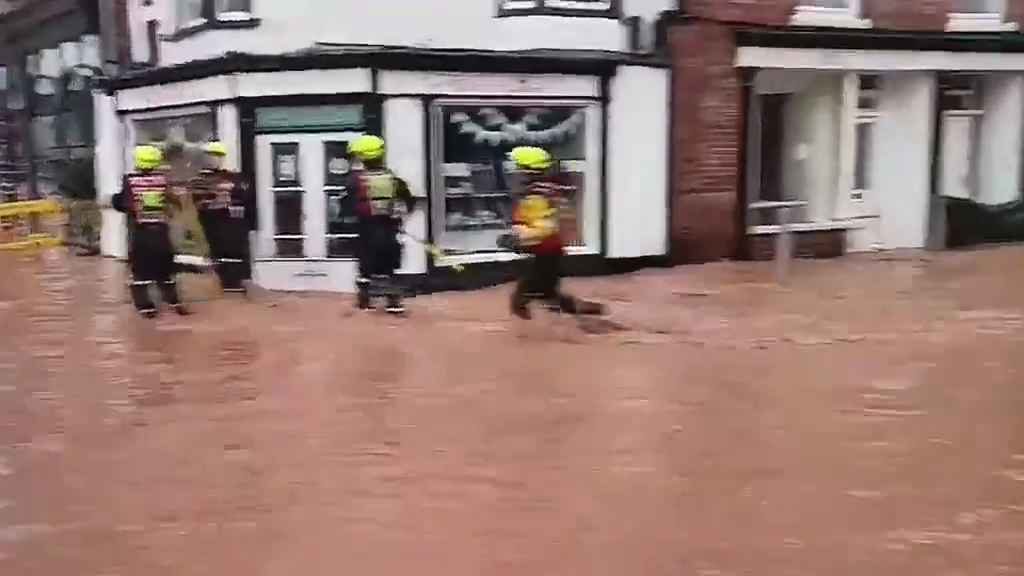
[130,280,153,286]
[217,258,245,263]
[160,281,176,286]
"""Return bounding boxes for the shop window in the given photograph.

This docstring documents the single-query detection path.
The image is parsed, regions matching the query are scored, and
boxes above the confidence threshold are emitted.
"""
[431,102,589,255]
[499,0,618,18]
[171,0,257,37]
[852,75,880,202]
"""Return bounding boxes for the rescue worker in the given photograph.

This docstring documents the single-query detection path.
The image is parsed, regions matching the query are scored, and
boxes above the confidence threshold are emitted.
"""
[191,141,255,293]
[112,145,189,318]
[505,146,604,320]
[347,135,415,314]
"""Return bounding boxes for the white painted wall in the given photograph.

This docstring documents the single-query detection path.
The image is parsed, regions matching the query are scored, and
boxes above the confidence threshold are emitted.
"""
[383,98,429,276]
[781,75,841,223]
[216,103,241,171]
[132,0,674,67]
[874,73,935,249]
[978,74,1024,205]
[95,91,127,259]
[606,65,669,258]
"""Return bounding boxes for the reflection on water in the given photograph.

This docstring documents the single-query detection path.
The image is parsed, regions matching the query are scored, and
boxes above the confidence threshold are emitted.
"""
[0,248,1023,575]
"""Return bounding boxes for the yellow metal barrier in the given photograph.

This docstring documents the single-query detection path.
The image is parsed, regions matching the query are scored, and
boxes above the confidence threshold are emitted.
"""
[0,199,66,251]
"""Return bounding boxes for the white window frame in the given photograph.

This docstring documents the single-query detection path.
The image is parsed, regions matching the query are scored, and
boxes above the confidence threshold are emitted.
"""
[214,0,254,22]
[175,0,207,31]
[851,75,880,204]
[947,0,1018,32]
[499,0,616,16]
[428,98,603,263]
[790,0,871,28]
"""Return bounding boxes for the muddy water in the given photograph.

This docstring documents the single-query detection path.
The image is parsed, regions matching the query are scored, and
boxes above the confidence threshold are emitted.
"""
[1,247,1024,575]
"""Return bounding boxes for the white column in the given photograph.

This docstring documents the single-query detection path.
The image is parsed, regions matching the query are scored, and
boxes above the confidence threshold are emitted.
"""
[875,72,936,249]
[606,66,668,258]
[978,73,1024,205]
[216,103,242,171]
[95,91,127,258]
[383,98,428,275]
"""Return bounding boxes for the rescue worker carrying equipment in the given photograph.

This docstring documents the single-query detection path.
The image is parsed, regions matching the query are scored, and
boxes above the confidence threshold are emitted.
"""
[190,141,256,293]
[505,146,605,320]
[347,135,416,314]
[112,145,190,318]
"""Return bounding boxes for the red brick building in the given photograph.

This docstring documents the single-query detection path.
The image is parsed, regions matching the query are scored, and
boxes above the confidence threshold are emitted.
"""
[665,1,1024,262]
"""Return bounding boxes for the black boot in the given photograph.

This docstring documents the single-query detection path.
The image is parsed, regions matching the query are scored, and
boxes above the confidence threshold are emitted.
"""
[356,277,371,310]
[130,281,158,318]
[385,293,406,316]
[159,281,191,316]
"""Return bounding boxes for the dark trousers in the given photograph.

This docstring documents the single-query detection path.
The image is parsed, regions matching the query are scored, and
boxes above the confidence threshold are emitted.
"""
[511,252,579,317]
[356,220,403,308]
[199,209,251,291]
[129,223,181,311]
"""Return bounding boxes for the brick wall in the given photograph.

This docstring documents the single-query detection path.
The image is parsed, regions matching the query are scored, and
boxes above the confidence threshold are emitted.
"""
[681,0,981,30]
[681,0,798,26]
[668,20,743,263]
[746,230,846,261]
[1008,0,1024,30]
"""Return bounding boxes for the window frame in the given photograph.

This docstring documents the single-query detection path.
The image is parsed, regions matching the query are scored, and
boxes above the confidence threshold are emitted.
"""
[851,74,880,202]
[497,0,620,19]
[428,98,602,261]
[166,0,259,41]
[790,0,871,28]
[947,0,1017,32]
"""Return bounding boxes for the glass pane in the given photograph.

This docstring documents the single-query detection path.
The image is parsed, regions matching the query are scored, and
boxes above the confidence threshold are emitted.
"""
[953,0,1002,12]
[327,236,357,259]
[274,191,303,236]
[438,104,587,253]
[272,143,300,186]
[217,0,251,12]
[275,239,304,258]
[854,122,873,193]
[324,141,351,187]
[804,0,850,7]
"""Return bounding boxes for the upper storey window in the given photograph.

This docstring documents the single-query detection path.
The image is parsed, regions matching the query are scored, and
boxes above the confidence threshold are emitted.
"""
[498,0,619,18]
[791,0,871,28]
[948,0,1017,31]
[169,0,258,39]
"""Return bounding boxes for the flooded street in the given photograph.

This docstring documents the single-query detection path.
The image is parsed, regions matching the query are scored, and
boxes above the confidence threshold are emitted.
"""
[2,247,1024,575]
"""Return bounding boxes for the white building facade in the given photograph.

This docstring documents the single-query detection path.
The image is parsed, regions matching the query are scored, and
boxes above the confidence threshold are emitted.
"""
[98,0,674,293]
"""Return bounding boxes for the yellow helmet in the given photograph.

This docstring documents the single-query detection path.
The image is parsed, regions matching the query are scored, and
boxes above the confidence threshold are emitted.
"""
[203,141,228,157]
[134,145,163,171]
[349,135,385,161]
[509,146,552,171]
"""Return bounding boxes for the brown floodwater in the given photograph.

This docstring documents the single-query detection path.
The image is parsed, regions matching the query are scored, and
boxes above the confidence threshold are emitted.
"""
[1,246,1023,575]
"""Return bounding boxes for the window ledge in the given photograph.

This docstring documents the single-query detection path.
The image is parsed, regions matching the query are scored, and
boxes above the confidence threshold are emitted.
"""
[946,14,1019,33]
[162,16,261,42]
[747,219,867,235]
[497,0,621,19]
[790,7,872,29]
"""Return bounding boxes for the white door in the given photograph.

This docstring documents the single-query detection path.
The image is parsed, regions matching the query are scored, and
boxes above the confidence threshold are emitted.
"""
[253,132,364,292]
[254,132,364,260]
[940,113,978,200]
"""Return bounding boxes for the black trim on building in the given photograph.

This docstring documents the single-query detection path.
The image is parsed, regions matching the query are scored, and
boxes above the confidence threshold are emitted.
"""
[106,46,668,91]
[599,75,610,258]
[735,27,1024,53]
[162,17,262,42]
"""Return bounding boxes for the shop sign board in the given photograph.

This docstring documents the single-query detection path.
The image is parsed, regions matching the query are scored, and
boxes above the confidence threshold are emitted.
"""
[255,105,365,133]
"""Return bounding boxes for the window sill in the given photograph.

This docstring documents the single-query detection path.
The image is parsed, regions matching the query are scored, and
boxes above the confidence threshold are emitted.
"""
[497,0,620,19]
[790,7,872,29]
[162,16,261,42]
[945,14,1019,33]
[747,219,867,235]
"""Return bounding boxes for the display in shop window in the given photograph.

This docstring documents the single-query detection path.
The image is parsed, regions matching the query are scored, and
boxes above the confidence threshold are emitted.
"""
[434,103,587,254]
[272,142,300,187]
